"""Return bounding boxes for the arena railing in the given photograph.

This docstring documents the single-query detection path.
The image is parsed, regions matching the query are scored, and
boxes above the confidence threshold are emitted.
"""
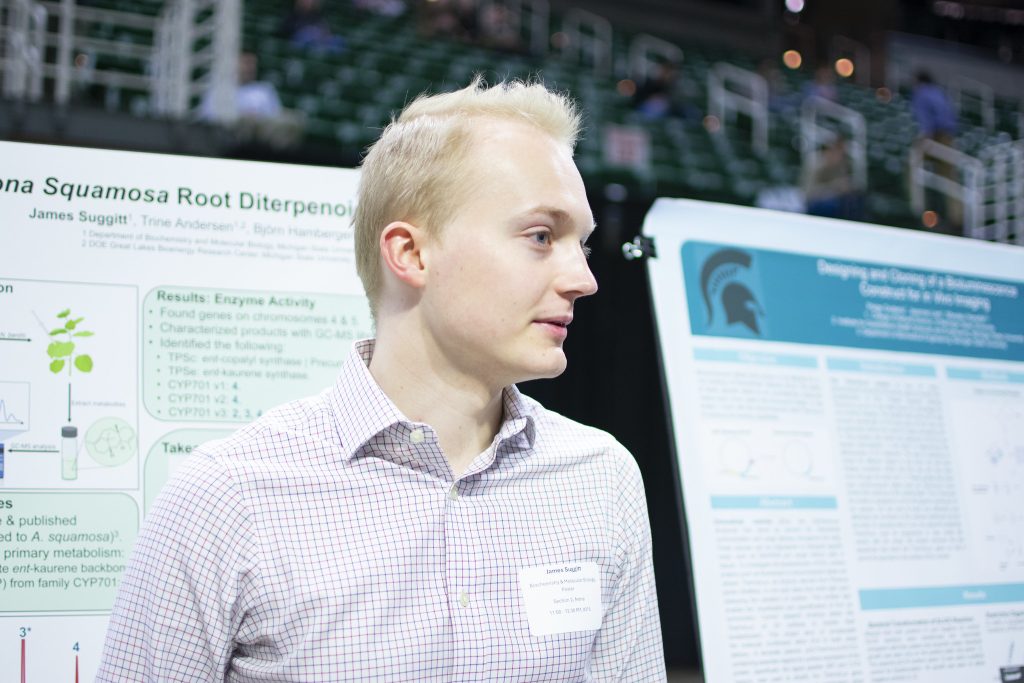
[978,139,1024,245]
[909,139,983,238]
[560,8,612,76]
[26,1,157,106]
[153,0,240,121]
[1,0,238,120]
[707,62,768,157]
[628,34,683,85]
[0,0,46,101]
[800,95,868,192]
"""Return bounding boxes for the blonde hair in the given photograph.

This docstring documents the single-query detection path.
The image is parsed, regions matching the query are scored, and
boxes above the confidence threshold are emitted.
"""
[353,76,582,316]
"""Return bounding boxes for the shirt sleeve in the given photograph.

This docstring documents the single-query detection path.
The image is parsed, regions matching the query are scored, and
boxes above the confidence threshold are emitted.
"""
[96,452,261,682]
[591,445,667,682]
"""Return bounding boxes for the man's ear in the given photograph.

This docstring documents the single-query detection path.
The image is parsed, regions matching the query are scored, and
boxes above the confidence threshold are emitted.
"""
[379,221,427,290]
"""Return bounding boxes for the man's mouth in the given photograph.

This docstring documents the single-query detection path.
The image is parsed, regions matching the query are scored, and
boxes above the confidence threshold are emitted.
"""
[535,317,572,339]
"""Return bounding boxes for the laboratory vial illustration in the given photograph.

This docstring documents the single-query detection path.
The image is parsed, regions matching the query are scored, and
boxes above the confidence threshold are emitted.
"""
[62,425,78,480]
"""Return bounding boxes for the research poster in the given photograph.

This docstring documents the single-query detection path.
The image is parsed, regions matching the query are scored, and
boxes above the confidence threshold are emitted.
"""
[644,199,1024,683]
[0,141,369,681]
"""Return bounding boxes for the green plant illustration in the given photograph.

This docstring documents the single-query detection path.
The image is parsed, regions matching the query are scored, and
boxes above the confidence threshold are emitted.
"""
[47,308,95,376]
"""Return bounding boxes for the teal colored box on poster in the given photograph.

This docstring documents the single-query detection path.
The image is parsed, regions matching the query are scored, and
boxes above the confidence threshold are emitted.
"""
[681,241,1024,362]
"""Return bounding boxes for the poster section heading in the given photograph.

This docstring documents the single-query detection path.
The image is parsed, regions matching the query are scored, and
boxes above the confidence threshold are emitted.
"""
[0,175,353,220]
[682,241,1024,362]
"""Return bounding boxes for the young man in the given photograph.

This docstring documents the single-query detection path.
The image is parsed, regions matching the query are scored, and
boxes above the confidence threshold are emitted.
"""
[98,78,665,681]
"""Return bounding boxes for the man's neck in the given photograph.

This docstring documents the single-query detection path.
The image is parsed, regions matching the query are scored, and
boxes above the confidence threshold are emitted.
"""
[368,327,504,478]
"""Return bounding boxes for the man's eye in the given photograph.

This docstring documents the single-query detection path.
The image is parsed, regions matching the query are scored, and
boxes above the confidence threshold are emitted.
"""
[581,241,593,259]
[530,230,552,245]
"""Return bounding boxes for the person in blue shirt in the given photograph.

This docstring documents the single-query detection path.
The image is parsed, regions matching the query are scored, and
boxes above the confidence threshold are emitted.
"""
[910,71,961,230]
[911,71,957,141]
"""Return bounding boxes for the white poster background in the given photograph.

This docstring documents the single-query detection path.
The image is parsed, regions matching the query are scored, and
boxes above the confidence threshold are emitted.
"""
[0,141,367,680]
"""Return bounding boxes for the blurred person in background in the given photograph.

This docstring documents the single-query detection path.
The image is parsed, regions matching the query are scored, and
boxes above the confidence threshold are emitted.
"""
[911,71,957,146]
[354,0,407,17]
[759,57,794,114]
[633,58,699,123]
[417,0,479,42]
[199,52,304,149]
[911,70,961,230]
[479,2,521,52]
[633,58,678,121]
[803,64,838,103]
[802,135,865,221]
[280,0,345,53]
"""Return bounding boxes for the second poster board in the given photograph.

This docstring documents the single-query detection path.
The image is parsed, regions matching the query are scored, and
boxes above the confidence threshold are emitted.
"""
[643,198,1024,683]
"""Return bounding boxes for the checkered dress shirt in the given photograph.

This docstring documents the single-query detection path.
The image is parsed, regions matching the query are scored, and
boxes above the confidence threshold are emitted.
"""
[98,339,665,681]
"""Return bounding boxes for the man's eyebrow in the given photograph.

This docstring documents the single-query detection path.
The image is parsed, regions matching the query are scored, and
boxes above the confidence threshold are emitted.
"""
[521,205,597,232]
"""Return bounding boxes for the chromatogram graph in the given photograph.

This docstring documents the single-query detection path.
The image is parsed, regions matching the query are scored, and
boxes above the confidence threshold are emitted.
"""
[0,382,31,434]
[1,399,26,426]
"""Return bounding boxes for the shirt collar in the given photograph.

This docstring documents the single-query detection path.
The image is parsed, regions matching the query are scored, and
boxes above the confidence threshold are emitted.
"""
[496,383,537,453]
[329,339,537,463]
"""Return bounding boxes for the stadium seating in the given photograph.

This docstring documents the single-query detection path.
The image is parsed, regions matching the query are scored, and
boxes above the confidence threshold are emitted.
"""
[62,0,1022,232]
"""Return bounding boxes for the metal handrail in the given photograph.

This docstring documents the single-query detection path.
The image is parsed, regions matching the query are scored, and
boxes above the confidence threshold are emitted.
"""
[978,139,1024,244]
[1,0,237,120]
[561,8,611,75]
[37,1,158,29]
[707,62,768,156]
[152,0,239,121]
[39,61,150,89]
[39,33,154,59]
[909,138,984,237]
[628,34,683,84]
[193,50,216,69]
[1,0,47,101]
[800,96,868,191]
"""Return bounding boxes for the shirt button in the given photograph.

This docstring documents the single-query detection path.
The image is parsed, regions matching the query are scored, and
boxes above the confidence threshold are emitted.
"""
[409,428,425,444]
[458,590,469,608]
[448,484,459,500]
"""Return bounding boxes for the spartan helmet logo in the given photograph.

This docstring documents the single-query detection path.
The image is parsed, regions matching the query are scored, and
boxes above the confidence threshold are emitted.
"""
[700,248,764,335]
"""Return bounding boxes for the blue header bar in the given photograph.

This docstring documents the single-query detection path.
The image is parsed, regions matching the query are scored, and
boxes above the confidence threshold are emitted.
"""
[826,358,937,377]
[682,241,1024,362]
[947,367,1024,384]
[860,583,1024,610]
[710,496,838,510]
[693,348,818,368]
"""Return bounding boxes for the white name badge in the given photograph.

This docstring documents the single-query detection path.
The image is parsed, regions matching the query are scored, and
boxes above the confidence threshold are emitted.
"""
[518,561,603,636]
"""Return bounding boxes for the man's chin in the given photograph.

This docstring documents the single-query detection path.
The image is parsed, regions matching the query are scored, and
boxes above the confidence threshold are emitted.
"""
[514,353,568,383]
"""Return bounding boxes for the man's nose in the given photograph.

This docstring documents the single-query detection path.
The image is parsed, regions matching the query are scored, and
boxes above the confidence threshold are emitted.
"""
[560,250,599,299]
